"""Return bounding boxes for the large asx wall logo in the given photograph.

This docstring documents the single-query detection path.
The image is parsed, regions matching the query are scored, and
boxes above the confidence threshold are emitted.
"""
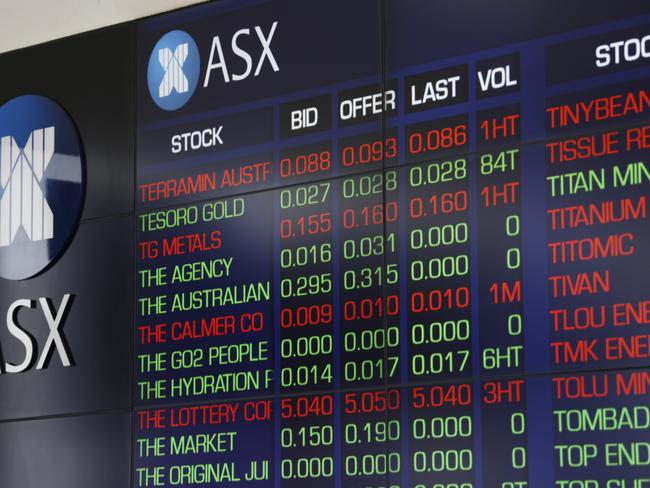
[0,95,85,280]
[147,30,201,111]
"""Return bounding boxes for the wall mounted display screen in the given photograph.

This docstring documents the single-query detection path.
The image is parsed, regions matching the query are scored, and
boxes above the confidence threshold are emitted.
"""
[135,1,650,486]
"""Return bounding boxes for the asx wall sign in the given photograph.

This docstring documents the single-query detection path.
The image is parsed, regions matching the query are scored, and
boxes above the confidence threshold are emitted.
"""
[147,22,280,111]
[147,30,201,111]
[0,95,84,375]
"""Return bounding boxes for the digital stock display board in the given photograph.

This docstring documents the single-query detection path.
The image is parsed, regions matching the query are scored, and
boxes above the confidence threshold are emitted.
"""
[134,1,650,487]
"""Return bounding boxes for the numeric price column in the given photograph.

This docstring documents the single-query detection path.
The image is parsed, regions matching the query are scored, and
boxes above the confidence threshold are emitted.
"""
[407,382,476,488]
[278,182,335,393]
[279,393,336,487]
[339,171,400,389]
[403,120,473,383]
[341,389,403,487]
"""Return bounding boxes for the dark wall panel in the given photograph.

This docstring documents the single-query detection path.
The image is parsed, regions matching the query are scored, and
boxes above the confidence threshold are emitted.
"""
[0,216,133,420]
[0,23,135,220]
[0,412,131,488]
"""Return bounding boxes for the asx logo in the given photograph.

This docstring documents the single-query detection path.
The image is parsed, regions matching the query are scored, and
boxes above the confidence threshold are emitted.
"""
[147,22,280,111]
[0,126,55,247]
[148,30,200,110]
[0,95,83,375]
[0,95,84,281]
[158,43,190,98]
[0,294,74,374]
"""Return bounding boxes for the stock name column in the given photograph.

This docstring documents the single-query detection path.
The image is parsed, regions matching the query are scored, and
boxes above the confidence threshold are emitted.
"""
[135,184,276,486]
[550,370,650,487]
[544,55,650,376]
[543,24,650,486]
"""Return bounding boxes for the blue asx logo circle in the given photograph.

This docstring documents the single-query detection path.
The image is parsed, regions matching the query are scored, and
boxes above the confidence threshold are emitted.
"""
[147,30,201,111]
[0,95,85,280]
